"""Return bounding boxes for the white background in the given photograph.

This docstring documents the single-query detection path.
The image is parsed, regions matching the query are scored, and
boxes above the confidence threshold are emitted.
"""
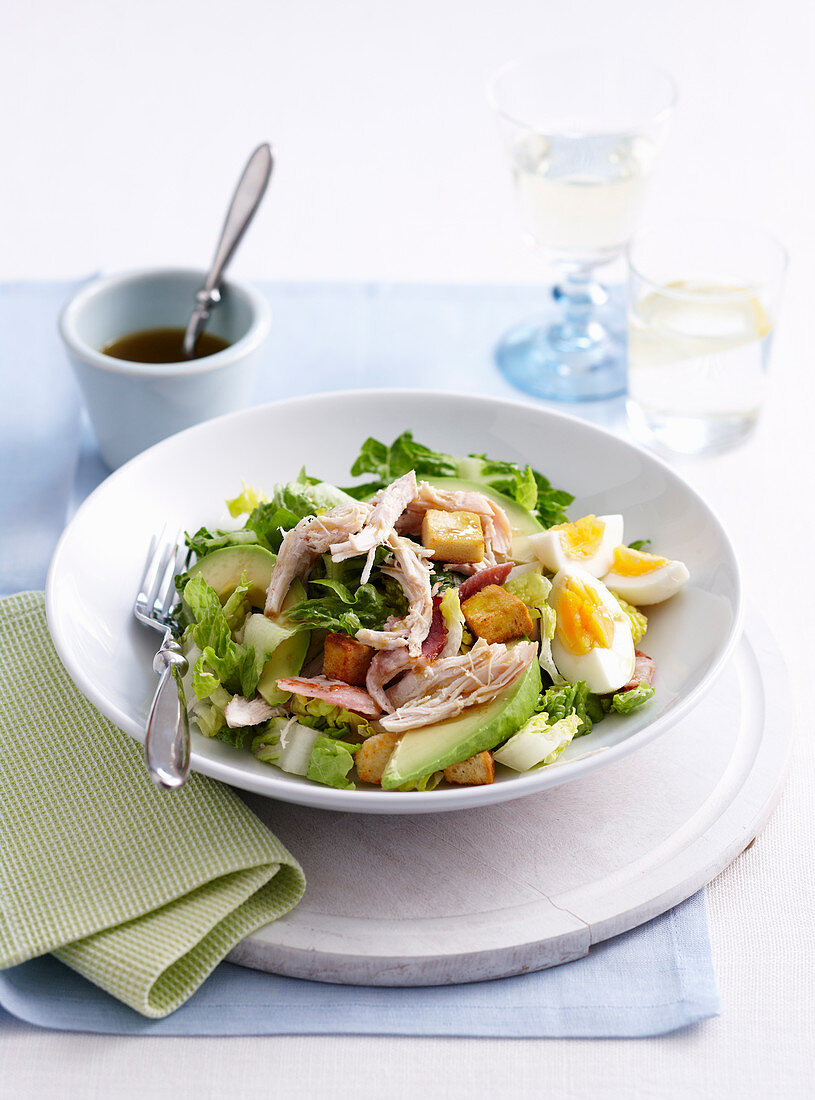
[1,0,813,1097]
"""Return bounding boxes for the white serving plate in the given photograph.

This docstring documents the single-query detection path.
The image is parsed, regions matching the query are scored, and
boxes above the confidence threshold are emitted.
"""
[46,390,741,813]
[229,610,790,984]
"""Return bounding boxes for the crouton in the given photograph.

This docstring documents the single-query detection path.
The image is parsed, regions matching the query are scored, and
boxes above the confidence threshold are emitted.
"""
[421,509,485,564]
[322,633,375,687]
[444,751,495,786]
[461,584,535,644]
[355,730,400,785]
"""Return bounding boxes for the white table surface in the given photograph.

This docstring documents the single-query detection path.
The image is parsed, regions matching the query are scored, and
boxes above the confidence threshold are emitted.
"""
[1,0,812,1096]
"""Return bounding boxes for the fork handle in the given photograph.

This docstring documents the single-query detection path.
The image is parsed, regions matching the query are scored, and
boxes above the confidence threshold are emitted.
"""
[145,638,190,790]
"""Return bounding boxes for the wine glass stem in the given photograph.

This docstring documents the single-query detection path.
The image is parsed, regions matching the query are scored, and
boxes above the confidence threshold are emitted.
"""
[549,266,609,358]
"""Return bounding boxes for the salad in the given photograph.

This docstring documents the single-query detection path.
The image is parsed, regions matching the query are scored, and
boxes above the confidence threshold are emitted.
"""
[172,433,690,792]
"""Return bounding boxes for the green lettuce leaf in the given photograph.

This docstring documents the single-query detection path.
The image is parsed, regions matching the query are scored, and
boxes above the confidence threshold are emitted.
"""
[342,433,573,528]
[610,683,656,713]
[306,736,358,790]
[226,481,270,517]
[628,539,652,552]
[471,457,574,528]
[189,687,232,739]
[215,725,252,749]
[183,575,259,699]
[344,432,458,494]
[494,711,580,771]
[505,571,560,680]
[250,719,287,765]
[287,575,399,636]
[184,527,259,559]
[289,696,374,739]
[610,592,648,644]
[537,680,606,737]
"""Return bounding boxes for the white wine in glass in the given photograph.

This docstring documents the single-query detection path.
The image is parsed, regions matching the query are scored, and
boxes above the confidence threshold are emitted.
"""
[489,53,676,402]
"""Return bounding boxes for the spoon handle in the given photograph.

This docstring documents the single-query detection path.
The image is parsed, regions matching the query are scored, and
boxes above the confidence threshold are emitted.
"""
[204,143,273,295]
[183,143,273,356]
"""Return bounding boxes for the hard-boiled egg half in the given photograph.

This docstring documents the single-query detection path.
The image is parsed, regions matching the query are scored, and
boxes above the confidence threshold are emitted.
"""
[548,567,635,693]
[603,546,689,606]
[529,514,624,578]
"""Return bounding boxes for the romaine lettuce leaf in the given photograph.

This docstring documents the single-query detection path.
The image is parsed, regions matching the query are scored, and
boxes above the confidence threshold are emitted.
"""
[505,572,561,681]
[290,695,374,738]
[610,592,648,644]
[183,574,260,699]
[226,481,270,517]
[240,469,330,552]
[537,680,605,737]
[189,687,232,739]
[306,736,358,790]
[184,527,259,559]
[494,711,580,771]
[610,683,656,713]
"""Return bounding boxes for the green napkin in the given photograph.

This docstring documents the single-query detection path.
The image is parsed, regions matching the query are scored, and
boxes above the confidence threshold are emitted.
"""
[0,592,306,1018]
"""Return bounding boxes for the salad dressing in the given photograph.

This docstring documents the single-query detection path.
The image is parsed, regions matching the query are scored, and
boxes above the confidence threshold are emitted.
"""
[101,327,230,364]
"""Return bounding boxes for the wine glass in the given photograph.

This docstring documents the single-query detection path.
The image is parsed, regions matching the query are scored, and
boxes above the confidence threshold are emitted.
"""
[488,52,677,401]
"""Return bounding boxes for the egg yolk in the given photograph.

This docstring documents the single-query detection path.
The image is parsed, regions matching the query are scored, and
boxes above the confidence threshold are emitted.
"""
[555,578,615,655]
[611,546,669,577]
[551,515,605,559]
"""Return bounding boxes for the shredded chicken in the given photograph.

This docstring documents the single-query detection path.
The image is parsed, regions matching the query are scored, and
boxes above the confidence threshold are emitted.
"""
[356,533,433,657]
[365,644,415,711]
[329,471,418,583]
[365,602,446,712]
[379,639,536,732]
[224,696,286,728]
[396,481,513,560]
[264,501,372,615]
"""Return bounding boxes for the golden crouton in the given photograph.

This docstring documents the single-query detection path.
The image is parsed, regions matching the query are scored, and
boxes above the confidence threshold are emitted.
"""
[444,751,495,786]
[355,731,400,785]
[461,585,535,644]
[421,509,485,564]
[322,633,375,687]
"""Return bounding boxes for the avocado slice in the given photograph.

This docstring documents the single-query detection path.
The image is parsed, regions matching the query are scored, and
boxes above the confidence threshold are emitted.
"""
[423,476,544,563]
[256,633,310,705]
[243,580,310,706]
[186,544,276,608]
[380,659,541,789]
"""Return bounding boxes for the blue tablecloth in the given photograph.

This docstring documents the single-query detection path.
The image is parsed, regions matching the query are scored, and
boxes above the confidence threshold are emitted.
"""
[0,279,719,1037]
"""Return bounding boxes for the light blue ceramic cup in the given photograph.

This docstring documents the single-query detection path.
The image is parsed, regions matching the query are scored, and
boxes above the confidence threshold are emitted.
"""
[59,268,271,469]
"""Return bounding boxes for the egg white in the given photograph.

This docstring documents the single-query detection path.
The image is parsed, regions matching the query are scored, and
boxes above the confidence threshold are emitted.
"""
[603,556,690,606]
[530,514,624,578]
[548,566,635,694]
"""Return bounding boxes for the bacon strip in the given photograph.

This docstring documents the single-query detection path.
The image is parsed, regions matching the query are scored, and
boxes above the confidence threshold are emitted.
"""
[275,675,381,717]
[456,562,513,602]
[422,598,447,660]
[622,650,656,691]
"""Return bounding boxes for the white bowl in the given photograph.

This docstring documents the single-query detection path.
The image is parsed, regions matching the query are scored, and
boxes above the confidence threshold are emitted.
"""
[59,267,271,469]
[46,390,741,813]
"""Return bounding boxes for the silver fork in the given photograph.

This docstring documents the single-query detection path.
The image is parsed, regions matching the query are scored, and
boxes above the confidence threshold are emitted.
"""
[134,530,191,789]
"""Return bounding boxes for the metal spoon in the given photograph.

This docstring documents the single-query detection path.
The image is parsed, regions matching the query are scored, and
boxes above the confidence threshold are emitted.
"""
[182,143,274,358]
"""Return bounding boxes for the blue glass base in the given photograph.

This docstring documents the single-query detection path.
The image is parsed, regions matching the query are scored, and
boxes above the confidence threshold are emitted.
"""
[495,315,627,402]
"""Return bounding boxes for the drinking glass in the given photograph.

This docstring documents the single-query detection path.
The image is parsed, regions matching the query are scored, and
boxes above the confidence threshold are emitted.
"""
[488,52,676,401]
[627,219,787,455]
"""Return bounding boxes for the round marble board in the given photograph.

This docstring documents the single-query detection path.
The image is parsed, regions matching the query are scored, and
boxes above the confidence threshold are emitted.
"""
[228,608,792,985]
